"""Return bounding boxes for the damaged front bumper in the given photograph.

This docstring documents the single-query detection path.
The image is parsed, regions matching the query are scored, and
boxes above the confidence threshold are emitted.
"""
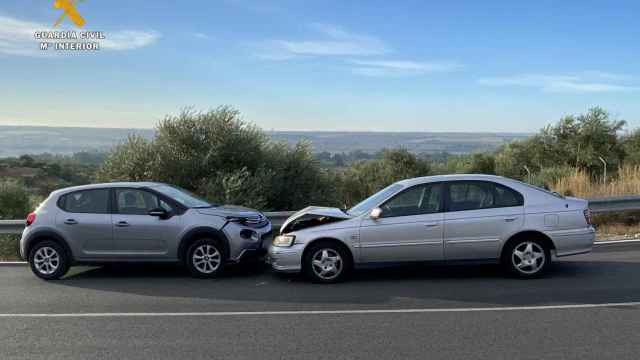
[267,243,304,273]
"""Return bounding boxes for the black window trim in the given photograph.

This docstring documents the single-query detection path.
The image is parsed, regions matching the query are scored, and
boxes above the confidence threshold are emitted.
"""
[378,182,445,218]
[443,180,524,213]
[57,187,112,214]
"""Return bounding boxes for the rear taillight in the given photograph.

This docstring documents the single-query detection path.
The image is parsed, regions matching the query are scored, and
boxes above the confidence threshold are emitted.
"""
[583,209,593,226]
[26,212,36,226]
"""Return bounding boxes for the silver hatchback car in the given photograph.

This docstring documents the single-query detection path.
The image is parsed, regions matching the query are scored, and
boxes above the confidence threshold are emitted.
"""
[20,182,272,280]
[269,174,595,283]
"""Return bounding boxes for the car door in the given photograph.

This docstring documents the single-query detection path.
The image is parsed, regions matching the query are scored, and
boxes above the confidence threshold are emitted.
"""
[359,183,444,262]
[55,188,114,257]
[443,181,524,260]
[112,188,182,256]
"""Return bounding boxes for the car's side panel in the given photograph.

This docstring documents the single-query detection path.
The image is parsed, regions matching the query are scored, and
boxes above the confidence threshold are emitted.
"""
[444,206,524,260]
[55,210,114,258]
[112,213,182,256]
[358,213,444,262]
[522,209,595,257]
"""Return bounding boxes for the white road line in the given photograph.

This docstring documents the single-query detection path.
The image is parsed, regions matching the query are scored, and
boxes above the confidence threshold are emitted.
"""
[1,302,639,317]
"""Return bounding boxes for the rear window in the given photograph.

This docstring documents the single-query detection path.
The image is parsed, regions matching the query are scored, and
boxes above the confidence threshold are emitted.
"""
[58,189,109,214]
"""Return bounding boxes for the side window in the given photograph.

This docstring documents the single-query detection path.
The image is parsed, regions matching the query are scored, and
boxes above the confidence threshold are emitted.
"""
[116,189,171,215]
[380,183,442,217]
[494,184,524,207]
[447,181,523,211]
[59,189,109,214]
[448,182,494,211]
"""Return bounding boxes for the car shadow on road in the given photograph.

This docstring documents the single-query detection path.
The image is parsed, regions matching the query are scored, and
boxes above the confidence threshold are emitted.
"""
[50,257,640,308]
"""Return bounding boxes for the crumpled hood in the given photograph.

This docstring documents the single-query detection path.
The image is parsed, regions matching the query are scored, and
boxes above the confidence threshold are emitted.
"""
[280,206,352,234]
[197,205,262,218]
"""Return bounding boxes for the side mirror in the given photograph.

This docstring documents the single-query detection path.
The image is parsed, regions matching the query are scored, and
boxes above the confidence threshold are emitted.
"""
[148,208,168,218]
[370,207,382,220]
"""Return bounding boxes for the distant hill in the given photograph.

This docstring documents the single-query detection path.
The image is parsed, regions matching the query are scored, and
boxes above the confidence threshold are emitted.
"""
[0,125,530,157]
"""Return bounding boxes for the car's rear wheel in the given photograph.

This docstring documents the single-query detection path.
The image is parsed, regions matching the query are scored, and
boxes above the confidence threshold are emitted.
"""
[502,238,550,278]
[186,239,225,278]
[28,240,70,280]
[303,242,352,283]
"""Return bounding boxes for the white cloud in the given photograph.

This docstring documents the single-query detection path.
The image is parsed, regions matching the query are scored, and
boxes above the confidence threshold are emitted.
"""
[255,23,388,59]
[100,30,159,50]
[192,32,209,39]
[350,59,462,76]
[0,15,159,56]
[478,73,639,93]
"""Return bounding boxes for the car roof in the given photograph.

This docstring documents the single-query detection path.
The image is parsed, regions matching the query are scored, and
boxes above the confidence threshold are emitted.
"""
[51,182,167,196]
[395,174,518,187]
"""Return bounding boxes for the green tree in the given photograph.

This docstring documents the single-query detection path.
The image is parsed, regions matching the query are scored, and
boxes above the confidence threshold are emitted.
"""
[622,129,640,165]
[494,107,625,179]
[97,135,155,182]
[98,106,336,210]
[339,148,431,206]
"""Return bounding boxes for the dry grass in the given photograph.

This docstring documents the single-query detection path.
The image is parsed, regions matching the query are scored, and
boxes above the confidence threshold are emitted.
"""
[550,165,640,198]
[596,223,640,239]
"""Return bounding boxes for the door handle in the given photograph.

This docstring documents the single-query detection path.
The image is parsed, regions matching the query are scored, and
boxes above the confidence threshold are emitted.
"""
[115,221,130,227]
[424,222,440,227]
[504,217,518,222]
[64,219,77,225]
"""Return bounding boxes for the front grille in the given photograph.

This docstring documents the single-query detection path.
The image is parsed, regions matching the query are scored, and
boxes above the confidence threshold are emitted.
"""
[244,213,269,228]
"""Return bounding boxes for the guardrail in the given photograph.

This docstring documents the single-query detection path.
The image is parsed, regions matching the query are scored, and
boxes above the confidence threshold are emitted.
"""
[1,196,640,235]
[586,196,640,213]
[0,211,297,235]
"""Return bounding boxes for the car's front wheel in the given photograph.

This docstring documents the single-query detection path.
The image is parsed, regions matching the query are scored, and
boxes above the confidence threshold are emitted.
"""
[186,239,225,278]
[502,238,550,278]
[303,242,352,283]
[28,240,70,280]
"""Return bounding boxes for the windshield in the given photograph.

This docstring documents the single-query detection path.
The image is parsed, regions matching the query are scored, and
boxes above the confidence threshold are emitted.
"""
[348,184,403,216]
[151,185,216,208]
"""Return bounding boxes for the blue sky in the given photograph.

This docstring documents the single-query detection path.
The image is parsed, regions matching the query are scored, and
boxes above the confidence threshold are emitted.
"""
[0,0,639,132]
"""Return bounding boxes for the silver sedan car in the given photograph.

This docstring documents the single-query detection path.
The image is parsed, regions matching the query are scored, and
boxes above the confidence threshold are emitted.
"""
[269,174,595,283]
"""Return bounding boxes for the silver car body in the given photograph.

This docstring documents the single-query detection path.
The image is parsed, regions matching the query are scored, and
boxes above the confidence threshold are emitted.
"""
[269,174,595,272]
[20,182,272,263]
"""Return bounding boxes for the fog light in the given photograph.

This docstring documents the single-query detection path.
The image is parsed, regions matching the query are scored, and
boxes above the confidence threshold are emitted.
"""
[240,229,258,240]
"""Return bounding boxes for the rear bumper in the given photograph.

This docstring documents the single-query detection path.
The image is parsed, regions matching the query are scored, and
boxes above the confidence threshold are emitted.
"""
[550,227,596,257]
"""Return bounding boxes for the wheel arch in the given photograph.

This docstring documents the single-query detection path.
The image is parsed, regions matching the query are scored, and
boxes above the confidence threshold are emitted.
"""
[25,230,74,263]
[500,230,556,259]
[301,237,355,265]
[177,227,230,261]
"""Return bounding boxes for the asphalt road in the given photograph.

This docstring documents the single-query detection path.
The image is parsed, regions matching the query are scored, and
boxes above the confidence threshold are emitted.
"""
[1,243,640,359]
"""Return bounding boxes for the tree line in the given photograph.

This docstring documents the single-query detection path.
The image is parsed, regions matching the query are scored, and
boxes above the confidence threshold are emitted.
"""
[1,106,638,218]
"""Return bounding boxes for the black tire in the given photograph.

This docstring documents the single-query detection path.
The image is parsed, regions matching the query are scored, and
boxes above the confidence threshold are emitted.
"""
[185,238,225,278]
[502,238,551,278]
[302,241,352,284]
[28,240,70,280]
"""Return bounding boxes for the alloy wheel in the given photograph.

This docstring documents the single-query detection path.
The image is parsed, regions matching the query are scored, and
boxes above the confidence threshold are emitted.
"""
[192,244,221,274]
[33,247,60,275]
[512,241,545,275]
[311,249,343,281]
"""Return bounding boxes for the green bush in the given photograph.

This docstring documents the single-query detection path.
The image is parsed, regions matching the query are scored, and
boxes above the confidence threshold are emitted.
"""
[0,235,20,260]
[0,180,31,220]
